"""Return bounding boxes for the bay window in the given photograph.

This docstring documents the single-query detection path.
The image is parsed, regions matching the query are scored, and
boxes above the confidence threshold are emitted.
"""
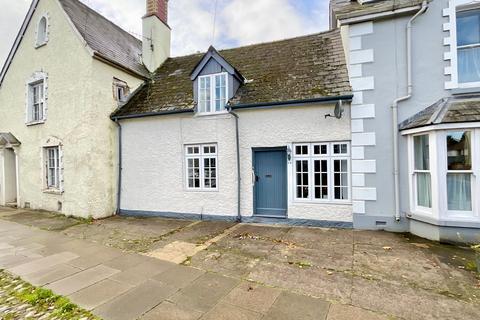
[198,73,228,113]
[293,142,350,202]
[185,144,218,190]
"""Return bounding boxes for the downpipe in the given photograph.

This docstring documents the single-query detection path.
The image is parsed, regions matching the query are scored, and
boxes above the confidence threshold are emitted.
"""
[392,1,428,222]
[227,106,242,222]
[114,119,122,215]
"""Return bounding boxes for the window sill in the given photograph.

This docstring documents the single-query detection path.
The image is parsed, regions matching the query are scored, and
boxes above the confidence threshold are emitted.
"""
[451,86,480,95]
[26,120,46,127]
[194,111,230,118]
[292,199,352,206]
[185,188,219,193]
[35,42,47,49]
[43,189,63,195]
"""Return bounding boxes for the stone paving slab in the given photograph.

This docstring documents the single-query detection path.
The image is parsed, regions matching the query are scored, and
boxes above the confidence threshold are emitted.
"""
[262,291,331,320]
[68,278,133,310]
[326,304,390,320]
[152,265,205,289]
[9,251,79,276]
[22,263,82,286]
[200,302,263,320]
[221,281,282,314]
[94,279,178,320]
[109,259,175,286]
[140,301,203,320]
[169,272,240,313]
[46,264,120,295]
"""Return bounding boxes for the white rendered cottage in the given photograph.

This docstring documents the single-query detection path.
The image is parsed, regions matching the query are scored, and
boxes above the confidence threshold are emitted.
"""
[112,2,354,226]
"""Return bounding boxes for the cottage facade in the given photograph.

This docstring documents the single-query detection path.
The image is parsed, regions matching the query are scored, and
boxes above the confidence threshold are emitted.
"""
[112,2,355,226]
[331,0,480,243]
[0,0,150,218]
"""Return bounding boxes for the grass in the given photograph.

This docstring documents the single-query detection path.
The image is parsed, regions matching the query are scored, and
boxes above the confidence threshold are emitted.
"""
[0,270,99,320]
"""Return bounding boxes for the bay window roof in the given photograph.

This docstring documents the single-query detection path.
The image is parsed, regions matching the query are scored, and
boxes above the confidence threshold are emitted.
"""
[399,95,480,130]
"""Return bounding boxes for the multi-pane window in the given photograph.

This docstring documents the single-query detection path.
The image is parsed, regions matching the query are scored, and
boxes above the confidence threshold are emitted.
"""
[456,8,480,83]
[186,144,218,190]
[45,146,60,189]
[29,81,45,122]
[293,142,350,202]
[198,73,227,113]
[413,134,432,209]
[446,131,473,212]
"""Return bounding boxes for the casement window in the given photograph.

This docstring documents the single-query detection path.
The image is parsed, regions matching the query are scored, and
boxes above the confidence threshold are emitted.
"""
[446,130,473,212]
[198,73,228,113]
[113,78,129,103]
[456,8,480,84]
[185,144,218,190]
[36,15,48,47]
[413,134,432,209]
[45,146,60,189]
[27,79,46,124]
[293,142,350,202]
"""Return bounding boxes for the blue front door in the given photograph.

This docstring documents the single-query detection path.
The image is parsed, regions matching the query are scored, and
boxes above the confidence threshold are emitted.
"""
[254,149,287,217]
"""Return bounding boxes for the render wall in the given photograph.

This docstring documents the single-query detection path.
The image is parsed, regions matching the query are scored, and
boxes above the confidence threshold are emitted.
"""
[343,0,455,230]
[0,0,143,218]
[120,104,353,222]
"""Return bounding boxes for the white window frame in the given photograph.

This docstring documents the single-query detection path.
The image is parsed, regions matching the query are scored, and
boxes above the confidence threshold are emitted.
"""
[445,0,480,89]
[411,133,433,214]
[113,78,129,103]
[42,138,63,194]
[292,142,351,203]
[185,144,218,191]
[26,72,48,125]
[36,14,49,48]
[197,72,228,114]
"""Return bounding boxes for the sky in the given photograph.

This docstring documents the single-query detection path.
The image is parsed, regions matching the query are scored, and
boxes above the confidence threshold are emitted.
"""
[0,0,330,67]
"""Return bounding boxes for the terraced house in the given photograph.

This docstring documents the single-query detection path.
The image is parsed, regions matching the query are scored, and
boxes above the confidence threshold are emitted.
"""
[331,0,480,243]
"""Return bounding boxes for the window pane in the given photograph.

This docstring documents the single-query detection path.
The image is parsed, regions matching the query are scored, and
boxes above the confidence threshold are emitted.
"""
[457,10,480,47]
[447,131,472,170]
[333,159,348,200]
[447,173,472,211]
[313,159,328,199]
[416,172,431,208]
[414,135,429,170]
[295,160,309,198]
[333,143,348,155]
[458,47,480,83]
[295,145,308,155]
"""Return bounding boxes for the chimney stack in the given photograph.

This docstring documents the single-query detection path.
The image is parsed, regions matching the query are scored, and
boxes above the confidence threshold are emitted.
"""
[142,0,171,73]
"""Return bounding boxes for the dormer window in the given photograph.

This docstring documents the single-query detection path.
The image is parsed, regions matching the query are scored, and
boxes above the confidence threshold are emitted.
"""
[36,15,48,47]
[198,73,228,113]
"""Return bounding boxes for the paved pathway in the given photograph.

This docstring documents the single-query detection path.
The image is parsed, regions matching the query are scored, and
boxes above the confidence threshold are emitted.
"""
[0,219,384,320]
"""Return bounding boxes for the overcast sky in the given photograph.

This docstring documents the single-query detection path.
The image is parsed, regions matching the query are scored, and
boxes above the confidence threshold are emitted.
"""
[1,0,329,67]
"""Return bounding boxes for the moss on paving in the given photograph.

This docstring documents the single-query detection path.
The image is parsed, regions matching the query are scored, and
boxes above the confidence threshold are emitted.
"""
[0,270,99,320]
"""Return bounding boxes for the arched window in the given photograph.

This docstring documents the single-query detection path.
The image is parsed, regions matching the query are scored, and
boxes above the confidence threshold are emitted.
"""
[36,16,48,47]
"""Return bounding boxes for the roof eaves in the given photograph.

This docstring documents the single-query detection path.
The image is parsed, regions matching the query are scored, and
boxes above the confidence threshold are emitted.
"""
[92,52,149,79]
[111,108,194,121]
[231,95,354,110]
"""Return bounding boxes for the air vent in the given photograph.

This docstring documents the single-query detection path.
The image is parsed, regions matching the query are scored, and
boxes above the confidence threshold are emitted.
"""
[375,220,387,226]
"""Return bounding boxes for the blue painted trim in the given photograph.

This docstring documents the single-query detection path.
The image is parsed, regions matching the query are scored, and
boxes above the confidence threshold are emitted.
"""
[119,210,353,228]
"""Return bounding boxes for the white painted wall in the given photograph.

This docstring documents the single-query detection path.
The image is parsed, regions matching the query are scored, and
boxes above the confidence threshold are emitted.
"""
[121,104,353,222]
[0,0,144,218]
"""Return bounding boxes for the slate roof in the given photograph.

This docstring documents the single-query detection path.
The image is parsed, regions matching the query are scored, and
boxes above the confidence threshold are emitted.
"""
[59,0,148,77]
[399,95,480,130]
[330,0,425,21]
[112,29,352,118]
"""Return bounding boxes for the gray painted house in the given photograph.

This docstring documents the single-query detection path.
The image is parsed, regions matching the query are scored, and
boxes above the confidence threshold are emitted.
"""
[331,0,480,243]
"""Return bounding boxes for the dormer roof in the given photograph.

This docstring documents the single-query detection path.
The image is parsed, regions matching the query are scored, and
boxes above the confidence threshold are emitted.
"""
[190,46,245,83]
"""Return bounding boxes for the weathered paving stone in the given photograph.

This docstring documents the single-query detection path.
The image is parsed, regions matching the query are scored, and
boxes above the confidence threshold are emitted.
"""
[201,302,263,320]
[9,251,79,276]
[152,265,205,289]
[141,301,203,320]
[68,278,133,310]
[94,279,178,320]
[23,263,82,286]
[326,304,390,320]
[221,281,282,314]
[263,291,331,320]
[47,264,120,295]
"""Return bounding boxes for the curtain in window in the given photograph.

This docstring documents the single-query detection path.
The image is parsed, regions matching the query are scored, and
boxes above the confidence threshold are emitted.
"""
[458,47,480,83]
[447,174,472,211]
[417,173,432,208]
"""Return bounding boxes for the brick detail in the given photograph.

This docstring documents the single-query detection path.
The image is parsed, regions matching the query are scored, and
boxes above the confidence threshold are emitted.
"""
[146,0,168,24]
